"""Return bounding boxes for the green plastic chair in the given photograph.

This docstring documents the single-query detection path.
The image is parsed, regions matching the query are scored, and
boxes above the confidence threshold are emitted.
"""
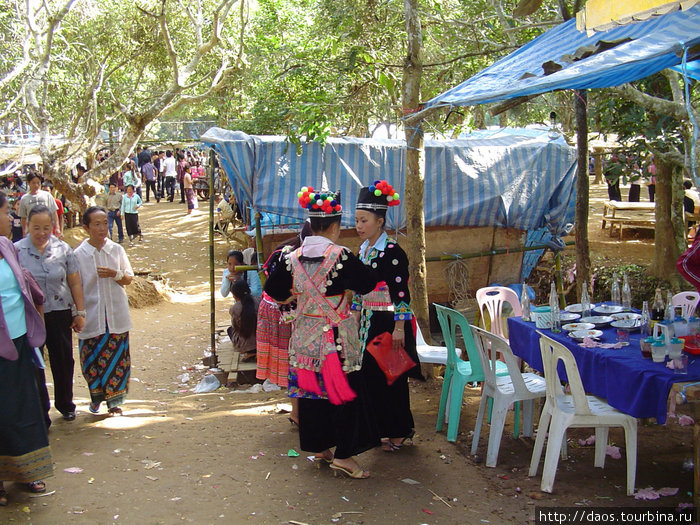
[434,304,512,442]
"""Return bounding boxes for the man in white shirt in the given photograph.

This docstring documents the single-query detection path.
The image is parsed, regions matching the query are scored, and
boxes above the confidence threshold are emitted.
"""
[163,150,177,202]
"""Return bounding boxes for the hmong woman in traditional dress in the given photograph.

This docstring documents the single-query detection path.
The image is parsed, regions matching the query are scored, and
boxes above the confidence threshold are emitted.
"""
[256,221,312,425]
[353,181,422,452]
[74,206,134,416]
[264,187,379,478]
[0,191,53,506]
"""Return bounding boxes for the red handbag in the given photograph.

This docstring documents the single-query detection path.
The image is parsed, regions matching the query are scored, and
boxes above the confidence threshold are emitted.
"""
[366,332,415,386]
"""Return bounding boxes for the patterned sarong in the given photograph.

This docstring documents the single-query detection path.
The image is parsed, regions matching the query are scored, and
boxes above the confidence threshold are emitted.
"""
[79,330,130,408]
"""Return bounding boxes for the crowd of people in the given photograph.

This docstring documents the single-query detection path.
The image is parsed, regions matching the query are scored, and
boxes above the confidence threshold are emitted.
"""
[0,187,134,506]
[220,180,420,479]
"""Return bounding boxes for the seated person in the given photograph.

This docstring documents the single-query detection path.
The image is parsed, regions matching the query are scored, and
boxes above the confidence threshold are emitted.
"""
[228,280,260,361]
[214,194,235,233]
[221,249,263,298]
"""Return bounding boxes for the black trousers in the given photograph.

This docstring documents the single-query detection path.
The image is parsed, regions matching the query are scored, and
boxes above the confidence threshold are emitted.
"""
[628,184,640,202]
[298,371,379,459]
[145,180,157,202]
[124,212,141,237]
[35,309,76,421]
[165,177,175,201]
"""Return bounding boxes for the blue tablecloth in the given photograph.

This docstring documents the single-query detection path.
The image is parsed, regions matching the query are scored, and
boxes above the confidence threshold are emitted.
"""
[507,316,700,423]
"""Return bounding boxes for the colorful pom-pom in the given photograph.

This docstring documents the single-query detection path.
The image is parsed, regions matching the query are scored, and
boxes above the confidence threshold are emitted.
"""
[373,189,381,196]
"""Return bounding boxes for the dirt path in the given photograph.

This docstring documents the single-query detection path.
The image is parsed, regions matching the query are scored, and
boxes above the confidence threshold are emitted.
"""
[2,190,694,525]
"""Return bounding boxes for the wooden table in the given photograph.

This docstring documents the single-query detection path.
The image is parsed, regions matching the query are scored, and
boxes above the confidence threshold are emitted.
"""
[601,200,656,239]
[671,382,700,509]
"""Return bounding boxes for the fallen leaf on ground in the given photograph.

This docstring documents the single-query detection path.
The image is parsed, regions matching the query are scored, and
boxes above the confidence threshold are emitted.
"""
[606,445,621,459]
[634,487,660,500]
[63,467,83,474]
[657,487,679,496]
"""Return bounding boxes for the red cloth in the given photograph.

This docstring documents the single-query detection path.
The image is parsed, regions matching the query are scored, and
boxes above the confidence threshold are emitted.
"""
[677,236,700,292]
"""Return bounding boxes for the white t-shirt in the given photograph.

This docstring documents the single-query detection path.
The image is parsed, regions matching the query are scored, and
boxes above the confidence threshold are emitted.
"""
[74,238,134,339]
[164,156,177,178]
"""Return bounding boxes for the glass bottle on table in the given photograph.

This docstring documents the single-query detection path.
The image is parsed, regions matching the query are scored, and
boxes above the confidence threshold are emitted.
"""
[622,273,632,310]
[610,271,621,306]
[549,281,561,333]
[665,290,674,322]
[581,282,591,318]
[640,300,651,338]
[651,288,665,323]
[520,284,531,322]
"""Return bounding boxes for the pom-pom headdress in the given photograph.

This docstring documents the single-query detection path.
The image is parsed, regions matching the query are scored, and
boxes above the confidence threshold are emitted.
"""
[297,186,342,217]
[355,180,401,215]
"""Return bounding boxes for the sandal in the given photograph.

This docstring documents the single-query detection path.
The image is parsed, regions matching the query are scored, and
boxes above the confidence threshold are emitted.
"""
[330,462,370,479]
[89,402,101,414]
[0,489,7,506]
[312,451,334,468]
[383,430,416,452]
[108,407,123,416]
[27,480,46,493]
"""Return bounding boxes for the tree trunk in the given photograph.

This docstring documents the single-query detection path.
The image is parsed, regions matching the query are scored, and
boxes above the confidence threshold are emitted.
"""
[574,89,591,297]
[402,0,429,339]
[651,160,683,285]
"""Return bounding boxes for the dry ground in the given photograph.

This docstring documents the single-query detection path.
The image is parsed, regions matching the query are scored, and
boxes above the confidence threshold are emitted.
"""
[1,179,695,525]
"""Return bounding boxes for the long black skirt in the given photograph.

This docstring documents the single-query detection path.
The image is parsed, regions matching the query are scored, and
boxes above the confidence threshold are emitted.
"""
[298,370,379,459]
[0,335,53,482]
[361,310,419,439]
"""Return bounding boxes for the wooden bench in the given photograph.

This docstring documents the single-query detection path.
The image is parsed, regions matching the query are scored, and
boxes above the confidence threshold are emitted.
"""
[601,200,655,230]
[214,324,257,384]
[607,216,656,240]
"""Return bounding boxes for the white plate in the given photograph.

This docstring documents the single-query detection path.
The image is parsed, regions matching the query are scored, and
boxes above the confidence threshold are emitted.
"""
[611,320,641,331]
[565,303,592,313]
[562,322,596,332]
[593,305,625,314]
[570,329,603,340]
[579,315,614,326]
[610,312,641,322]
[559,312,581,322]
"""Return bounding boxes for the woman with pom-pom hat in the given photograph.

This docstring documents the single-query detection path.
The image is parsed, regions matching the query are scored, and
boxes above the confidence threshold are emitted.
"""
[264,187,380,478]
[353,180,422,452]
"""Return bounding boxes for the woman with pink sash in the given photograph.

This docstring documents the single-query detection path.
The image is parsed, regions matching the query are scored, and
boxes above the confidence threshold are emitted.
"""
[264,187,379,479]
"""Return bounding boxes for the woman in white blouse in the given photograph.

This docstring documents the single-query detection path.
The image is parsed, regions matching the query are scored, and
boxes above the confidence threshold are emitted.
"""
[74,206,134,416]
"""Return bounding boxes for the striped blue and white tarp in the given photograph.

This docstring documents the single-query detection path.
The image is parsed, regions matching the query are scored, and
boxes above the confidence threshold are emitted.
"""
[200,128,576,236]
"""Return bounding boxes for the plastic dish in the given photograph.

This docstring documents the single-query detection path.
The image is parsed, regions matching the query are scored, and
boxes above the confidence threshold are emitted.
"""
[569,329,603,340]
[559,312,582,322]
[679,336,700,355]
[610,312,641,322]
[611,320,640,332]
[579,316,614,327]
[593,305,625,314]
[562,322,596,332]
[564,303,596,313]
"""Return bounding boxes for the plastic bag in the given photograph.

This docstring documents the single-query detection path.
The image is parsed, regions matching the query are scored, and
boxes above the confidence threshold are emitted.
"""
[366,332,415,386]
[193,374,220,393]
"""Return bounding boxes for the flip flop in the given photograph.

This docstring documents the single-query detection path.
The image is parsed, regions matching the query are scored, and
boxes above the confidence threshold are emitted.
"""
[108,407,123,416]
[26,481,46,493]
[329,462,370,479]
[89,402,101,414]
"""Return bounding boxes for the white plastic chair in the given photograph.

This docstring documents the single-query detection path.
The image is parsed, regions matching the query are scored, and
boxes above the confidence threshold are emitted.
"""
[672,291,700,318]
[470,326,546,467]
[416,323,461,364]
[476,286,522,339]
[529,332,637,496]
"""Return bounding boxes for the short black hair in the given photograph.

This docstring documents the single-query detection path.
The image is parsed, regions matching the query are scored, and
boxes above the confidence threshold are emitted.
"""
[309,215,341,233]
[82,205,107,226]
[28,204,53,223]
[684,180,693,190]
[227,250,243,263]
[27,172,42,184]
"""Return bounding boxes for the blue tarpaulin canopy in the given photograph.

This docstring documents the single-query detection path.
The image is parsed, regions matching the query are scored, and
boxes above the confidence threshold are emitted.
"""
[424,4,700,109]
[200,128,577,237]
